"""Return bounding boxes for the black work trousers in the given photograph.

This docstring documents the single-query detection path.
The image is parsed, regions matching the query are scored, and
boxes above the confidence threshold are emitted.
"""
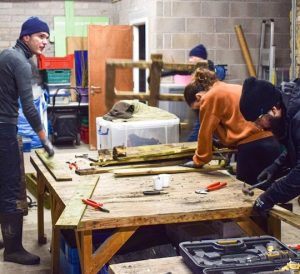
[0,123,22,213]
[236,136,282,188]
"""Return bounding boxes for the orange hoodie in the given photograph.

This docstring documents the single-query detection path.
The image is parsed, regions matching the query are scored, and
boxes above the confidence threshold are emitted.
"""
[193,81,273,166]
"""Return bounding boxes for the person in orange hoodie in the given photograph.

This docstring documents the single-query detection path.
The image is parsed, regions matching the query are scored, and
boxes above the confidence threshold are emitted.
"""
[183,67,281,186]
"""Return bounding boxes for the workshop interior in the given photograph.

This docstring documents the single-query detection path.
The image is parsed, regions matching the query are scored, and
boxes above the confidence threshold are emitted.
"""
[0,0,300,274]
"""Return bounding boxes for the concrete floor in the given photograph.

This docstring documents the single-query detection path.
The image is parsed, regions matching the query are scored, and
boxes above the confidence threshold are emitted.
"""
[0,144,299,274]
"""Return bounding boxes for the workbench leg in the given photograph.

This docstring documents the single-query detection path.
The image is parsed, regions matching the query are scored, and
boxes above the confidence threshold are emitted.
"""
[267,215,281,240]
[236,217,265,236]
[36,171,47,244]
[76,226,138,274]
[50,196,65,274]
[78,230,93,274]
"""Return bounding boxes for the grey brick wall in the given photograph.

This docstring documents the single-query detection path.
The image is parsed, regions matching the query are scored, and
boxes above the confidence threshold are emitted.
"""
[0,0,291,84]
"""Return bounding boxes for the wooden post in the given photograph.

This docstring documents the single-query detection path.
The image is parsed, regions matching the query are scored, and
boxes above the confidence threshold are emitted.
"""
[148,54,163,107]
[234,24,256,77]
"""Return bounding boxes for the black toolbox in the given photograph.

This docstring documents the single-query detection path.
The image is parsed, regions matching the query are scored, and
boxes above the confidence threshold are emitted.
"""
[179,236,300,274]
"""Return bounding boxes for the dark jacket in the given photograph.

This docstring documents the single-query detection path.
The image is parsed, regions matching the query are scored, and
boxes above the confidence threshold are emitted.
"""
[261,86,300,206]
[0,39,43,133]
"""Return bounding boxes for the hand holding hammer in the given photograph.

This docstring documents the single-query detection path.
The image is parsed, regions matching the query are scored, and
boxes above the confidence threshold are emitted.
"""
[242,179,269,196]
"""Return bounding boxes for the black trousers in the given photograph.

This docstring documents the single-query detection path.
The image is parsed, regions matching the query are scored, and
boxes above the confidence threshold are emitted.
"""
[236,136,282,188]
[0,123,21,213]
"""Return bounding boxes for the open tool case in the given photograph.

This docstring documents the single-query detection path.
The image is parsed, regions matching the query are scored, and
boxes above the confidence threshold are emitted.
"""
[179,236,300,274]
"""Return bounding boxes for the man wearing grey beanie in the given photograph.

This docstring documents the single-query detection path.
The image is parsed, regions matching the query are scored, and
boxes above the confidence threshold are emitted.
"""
[0,16,54,265]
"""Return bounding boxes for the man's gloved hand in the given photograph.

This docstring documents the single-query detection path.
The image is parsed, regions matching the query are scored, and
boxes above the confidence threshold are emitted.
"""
[253,194,274,218]
[180,161,198,168]
[257,163,279,183]
[41,138,54,157]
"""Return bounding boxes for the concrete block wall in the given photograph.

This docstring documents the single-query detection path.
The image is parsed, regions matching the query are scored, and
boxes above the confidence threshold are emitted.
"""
[0,0,292,84]
[0,0,113,56]
[150,0,291,84]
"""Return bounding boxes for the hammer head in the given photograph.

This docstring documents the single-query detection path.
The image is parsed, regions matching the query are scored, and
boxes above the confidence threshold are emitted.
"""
[242,185,254,196]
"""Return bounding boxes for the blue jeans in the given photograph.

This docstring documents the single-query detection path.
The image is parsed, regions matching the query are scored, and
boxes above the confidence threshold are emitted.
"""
[0,123,21,213]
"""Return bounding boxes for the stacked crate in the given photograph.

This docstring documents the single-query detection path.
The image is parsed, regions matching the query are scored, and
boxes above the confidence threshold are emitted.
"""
[80,116,89,144]
[38,54,74,105]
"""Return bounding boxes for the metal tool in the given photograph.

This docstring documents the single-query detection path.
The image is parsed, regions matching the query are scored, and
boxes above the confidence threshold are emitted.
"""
[195,181,227,194]
[75,153,88,159]
[143,190,168,195]
[242,180,268,196]
[75,154,98,162]
[82,198,110,213]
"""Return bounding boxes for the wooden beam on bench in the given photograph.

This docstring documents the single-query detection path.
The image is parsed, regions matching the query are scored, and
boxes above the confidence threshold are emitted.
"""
[270,205,300,230]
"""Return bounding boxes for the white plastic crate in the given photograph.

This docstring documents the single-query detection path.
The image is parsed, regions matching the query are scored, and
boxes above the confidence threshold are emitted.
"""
[96,117,179,150]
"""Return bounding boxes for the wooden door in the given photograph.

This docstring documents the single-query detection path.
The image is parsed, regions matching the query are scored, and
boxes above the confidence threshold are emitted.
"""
[88,25,133,149]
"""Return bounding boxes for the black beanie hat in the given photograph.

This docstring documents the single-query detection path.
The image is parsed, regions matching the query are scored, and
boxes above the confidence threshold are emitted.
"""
[19,16,49,38]
[189,44,207,60]
[240,77,282,122]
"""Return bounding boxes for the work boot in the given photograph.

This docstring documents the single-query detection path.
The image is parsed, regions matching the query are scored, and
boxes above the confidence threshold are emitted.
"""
[0,212,40,265]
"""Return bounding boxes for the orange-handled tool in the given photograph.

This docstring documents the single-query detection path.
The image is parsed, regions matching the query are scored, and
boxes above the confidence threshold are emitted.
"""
[82,199,110,213]
[195,182,227,194]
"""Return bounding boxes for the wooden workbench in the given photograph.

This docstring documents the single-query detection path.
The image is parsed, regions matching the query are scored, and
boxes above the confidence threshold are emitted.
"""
[30,151,287,274]
[109,256,191,274]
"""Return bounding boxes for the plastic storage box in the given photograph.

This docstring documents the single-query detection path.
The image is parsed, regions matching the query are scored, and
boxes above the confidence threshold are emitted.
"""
[96,117,179,150]
[42,69,71,84]
[179,236,300,274]
[44,83,71,96]
[38,54,74,70]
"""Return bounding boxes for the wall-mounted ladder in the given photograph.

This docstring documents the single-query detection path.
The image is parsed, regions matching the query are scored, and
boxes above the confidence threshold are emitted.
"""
[257,19,276,83]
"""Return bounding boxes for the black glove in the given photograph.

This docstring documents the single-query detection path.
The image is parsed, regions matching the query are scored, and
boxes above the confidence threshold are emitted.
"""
[41,138,54,157]
[253,193,275,218]
[257,163,279,183]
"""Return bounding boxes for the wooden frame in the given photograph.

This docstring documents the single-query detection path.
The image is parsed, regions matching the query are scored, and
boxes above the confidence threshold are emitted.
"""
[105,54,208,110]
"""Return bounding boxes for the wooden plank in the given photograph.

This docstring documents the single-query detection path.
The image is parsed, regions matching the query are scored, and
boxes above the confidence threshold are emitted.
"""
[270,205,300,230]
[35,149,73,181]
[92,152,193,167]
[106,58,151,69]
[75,159,184,175]
[93,143,235,167]
[55,176,99,229]
[109,256,192,274]
[113,164,228,177]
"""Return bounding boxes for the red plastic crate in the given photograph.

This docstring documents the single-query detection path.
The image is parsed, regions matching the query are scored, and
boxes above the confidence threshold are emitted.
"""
[80,126,89,144]
[38,54,74,70]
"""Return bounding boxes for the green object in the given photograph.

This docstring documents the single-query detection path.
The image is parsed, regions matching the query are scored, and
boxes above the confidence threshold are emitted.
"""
[43,69,71,84]
[81,116,89,126]
[54,0,109,56]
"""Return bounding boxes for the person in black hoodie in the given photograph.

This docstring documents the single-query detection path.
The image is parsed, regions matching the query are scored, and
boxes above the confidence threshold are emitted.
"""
[240,77,300,216]
[0,16,54,265]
